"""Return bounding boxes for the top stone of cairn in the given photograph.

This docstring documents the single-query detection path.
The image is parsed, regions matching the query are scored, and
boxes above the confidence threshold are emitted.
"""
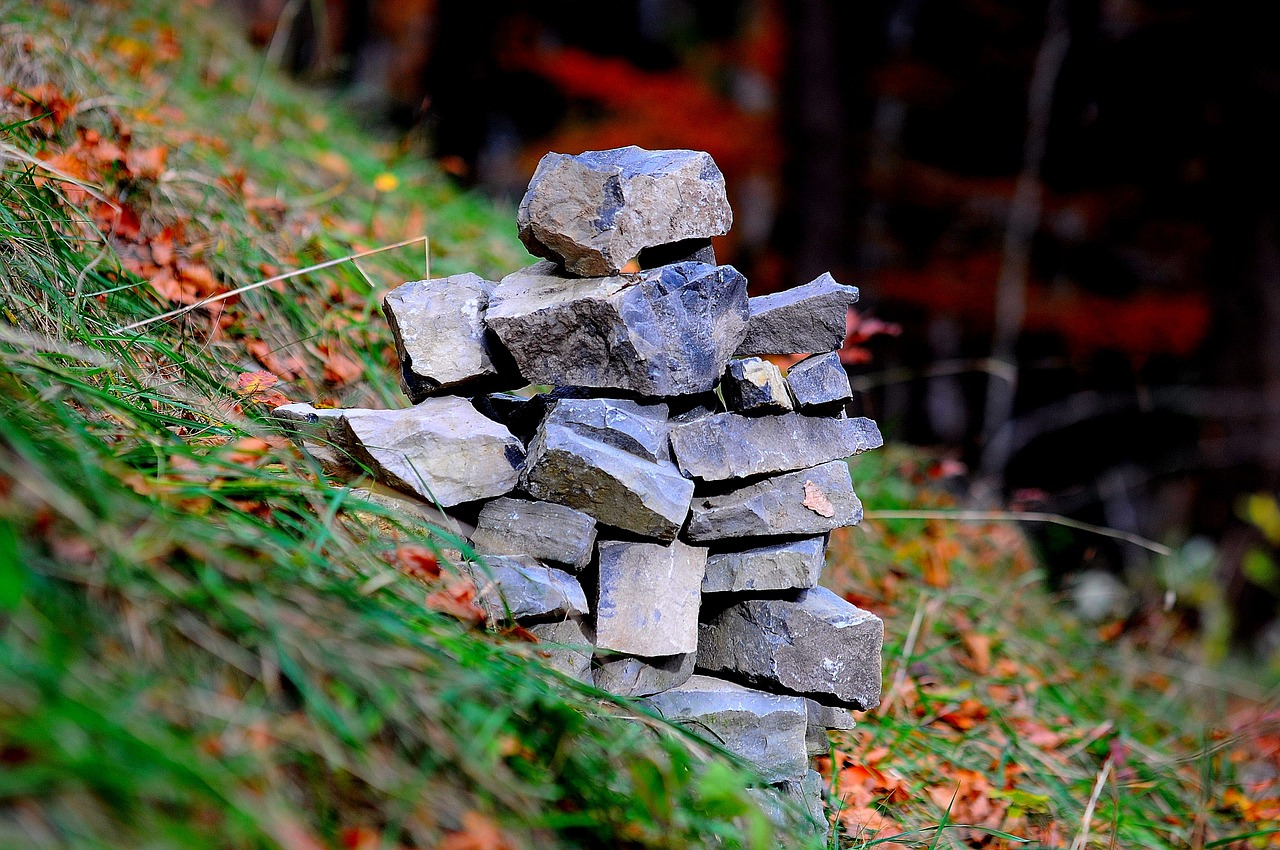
[517,146,733,277]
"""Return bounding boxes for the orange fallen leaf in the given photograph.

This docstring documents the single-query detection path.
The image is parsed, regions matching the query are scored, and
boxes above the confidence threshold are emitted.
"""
[385,545,441,579]
[426,576,486,625]
[435,811,516,850]
[961,632,992,675]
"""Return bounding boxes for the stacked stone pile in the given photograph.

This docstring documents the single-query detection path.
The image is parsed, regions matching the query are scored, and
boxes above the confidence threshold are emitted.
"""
[273,146,885,830]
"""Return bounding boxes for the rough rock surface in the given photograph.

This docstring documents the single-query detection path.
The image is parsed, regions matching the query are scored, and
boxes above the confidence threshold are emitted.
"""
[347,483,476,541]
[751,770,826,834]
[684,460,863,542]
[486,260,748,396]
[786,351,853,411]
[721,357,794,415]
[595,539,707,656]
[805,698,857,756]
[467,555,589,622]
[470,497,598,570]
[593,651,696,697]
[517,146,732,277]
[272,402,373,444]
[543,397,670,462]
[644,675,809,783]
[733,273,860,357]
[527,617,594,682]
[383,273,512,402]
[342,397,524,507]
[697,587,884,709]
[669,412,882,481]
[702,536,826,594]
[521,423,694,541]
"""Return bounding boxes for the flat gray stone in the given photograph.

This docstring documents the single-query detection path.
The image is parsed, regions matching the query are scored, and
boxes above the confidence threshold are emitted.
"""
[669,412,882,482]
[486,260,748,397]
[593,651,696,697]
[517,146,732,277]
[342,397,524,508]
[644,675,809,784]
[697,587,884,710]
[685,460,863,542]
[271,402,375,445]
[470,497,597,571]
[595,539,707,656]
[734,273,859,357]
[527,617,594,682]
[703,536,826,594]
[544,397,670,462]
[721,358,794,415]
[467,555,588,623]
[347,482,476,541]
[786,352,852,411]
[521,423,694,541]
[383,273,513,403]
[805,698,857,756]
[751,770,826,836]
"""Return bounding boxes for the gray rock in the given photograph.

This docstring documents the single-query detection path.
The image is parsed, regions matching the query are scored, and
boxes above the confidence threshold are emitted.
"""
[342,397,524,508]
[721,358,794,415]
[595,539,707,656]
[697,587,884,709]
[517,146,732,277]
[644,675,809,783]
[271,402,374,445]
[486,260,749,397]
[470,497,597,570]
[593,651,696,697]
[684,460,863,542]
[467,555,589,622]
[703,536,826,594]
[669,412,882,482]
[637,237,716,270]
[544,397,670,462]
[786,351,852,411]
[383,274,514,402]
[755,771,827,836]
[347,482,476,541]
[527,617,594,682]
[734,273,859,357]
[807,698,858,731]
[521,423,694,541]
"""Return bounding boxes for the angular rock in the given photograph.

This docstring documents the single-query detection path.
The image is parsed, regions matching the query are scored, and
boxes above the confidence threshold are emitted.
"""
[808,698,858,731]
[685,460,863,542]
[637,237,716,270]
[669,412,882,481]
[472,392,547,445]
[644,675,809,783]
[786,351,852,411]
[383,273,513,402]
[595,539,707,656]
[470,497,597,571]
[721,357,794,415]
[348,482,476,541]
[527,616,594,682]
[486,260,748,397]
[521,423,693,541]
[734,273,860,357]
[751,770,826,835]
[697,587,884,710]
[544,397,670,462]
[466,555,589,622]
[703,536,826,594]
[517,146,732,277]
[271,402,374,445]
[593,651,696,697]
[342,397,524,508]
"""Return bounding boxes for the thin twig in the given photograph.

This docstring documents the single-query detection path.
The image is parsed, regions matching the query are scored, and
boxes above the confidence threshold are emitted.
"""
[881,591,930,716]
[863,509,1172,556]
[112,234,429,335]
[1070,756,1114,850]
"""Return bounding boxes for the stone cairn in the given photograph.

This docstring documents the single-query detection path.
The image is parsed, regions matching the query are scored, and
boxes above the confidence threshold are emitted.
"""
[273,146,885,832]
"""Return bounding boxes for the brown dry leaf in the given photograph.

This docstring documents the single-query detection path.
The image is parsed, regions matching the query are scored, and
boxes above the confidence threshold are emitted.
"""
[425,576,486,625]
[317,342,363,386]
[435,811,516,850]
[225,437,272,466]
[385,545,441,580]
[961,632,992,675]
[802,480,836,517]
[245,338,305,381]
[128,145,168,179]
[936,699,989,731]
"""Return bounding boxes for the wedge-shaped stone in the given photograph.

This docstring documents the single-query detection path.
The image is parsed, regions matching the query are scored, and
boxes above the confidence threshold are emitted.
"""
[272,402,374,445]
[734,272,859,357]
[644,675,809,783]
[750,770,826,835]
[721,357,793,415]
[544,397,670,462]
[486,260,748,397]
[470,497,597,571]
[786,351,852,411]
[593,651,696,697]
[348,483,476,541]
[521,424,694,541]
[342,397,523,508]
[685,461,862,542]
[467,555,589,623]
[805,699,857,756]
[596,539,707,656]
[703,536,826,594]
[527,617,594,682]
[669,412,882,481]
[697,587,884,710]
[517,146,732,277]
[383,274,513,402]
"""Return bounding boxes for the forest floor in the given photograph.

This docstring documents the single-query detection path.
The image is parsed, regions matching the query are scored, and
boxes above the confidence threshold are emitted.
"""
[1,2,1278,848]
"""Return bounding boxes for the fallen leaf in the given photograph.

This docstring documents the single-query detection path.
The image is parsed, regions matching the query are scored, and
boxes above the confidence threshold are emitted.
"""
[435,811,515,850]
[385,545,440,579]
[802,480,836,517]
[961,632,992,675]
[426,576,486,625]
